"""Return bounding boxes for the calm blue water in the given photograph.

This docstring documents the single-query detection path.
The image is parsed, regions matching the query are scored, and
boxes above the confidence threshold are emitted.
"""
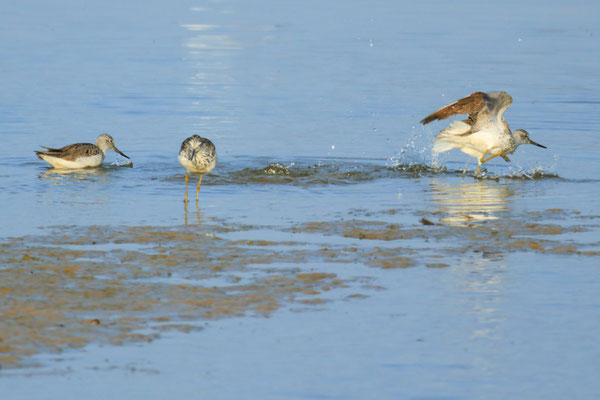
[2,0,600,399]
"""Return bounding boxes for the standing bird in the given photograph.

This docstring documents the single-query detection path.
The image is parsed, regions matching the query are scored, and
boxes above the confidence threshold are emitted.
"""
[421,91,546,174]
[35,133,130,169]
[178,135,217,203]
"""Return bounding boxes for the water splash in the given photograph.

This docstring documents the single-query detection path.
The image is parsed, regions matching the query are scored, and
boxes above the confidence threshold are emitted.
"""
[502,165,560,180]
[260,162,292,176]
[204,157,562,186]
[388,125,438,171]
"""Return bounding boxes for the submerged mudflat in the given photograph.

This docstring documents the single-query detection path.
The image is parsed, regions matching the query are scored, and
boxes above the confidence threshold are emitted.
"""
[2,196,597,367]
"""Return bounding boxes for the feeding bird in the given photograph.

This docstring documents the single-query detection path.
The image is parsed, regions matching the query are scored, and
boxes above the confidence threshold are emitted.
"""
[421,91,546,174]
[178,135,217,203]
[35,134,130,169]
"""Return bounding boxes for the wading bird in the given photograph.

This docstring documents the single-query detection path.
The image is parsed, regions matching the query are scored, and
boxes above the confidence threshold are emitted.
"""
[35,134,130,169]
[421,91,546,174]
[178,135,217,203]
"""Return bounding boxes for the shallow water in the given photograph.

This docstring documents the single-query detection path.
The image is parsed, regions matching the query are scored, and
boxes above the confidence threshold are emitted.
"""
[2,0,600,398]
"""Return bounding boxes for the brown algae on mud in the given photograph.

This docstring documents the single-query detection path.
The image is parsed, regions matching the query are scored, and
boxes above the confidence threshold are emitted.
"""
[1,207,598,369]
[289,207,600,258]
[0,223,353,368]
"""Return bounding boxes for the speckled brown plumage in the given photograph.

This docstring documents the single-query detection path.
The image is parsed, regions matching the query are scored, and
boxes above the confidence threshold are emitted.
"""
[36,143,103,161]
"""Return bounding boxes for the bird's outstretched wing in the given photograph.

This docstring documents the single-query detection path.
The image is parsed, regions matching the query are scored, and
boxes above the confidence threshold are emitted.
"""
[420,92,487,125]
[483,91,513,125]
[420,91,514,127]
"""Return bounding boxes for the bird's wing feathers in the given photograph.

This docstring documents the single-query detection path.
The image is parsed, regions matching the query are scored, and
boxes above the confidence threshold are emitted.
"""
[483,91,513,124]
[440,120,472,136]
[421,91,514,128]
[36,143,101,161]
[420,92,487,125]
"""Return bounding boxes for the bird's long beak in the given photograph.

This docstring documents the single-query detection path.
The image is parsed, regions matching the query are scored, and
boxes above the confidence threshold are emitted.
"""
[529,139,547,149]
[113,146,130,159]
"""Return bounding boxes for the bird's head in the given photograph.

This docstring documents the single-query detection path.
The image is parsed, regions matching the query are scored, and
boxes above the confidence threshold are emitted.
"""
[96,134,130,159]
[513,129,546,149]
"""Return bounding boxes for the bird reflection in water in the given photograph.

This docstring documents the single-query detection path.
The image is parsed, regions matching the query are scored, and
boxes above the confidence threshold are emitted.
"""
[39,167,109,182]
[184,202,202,226]
[428,179,512,341]
[429,179,514,226]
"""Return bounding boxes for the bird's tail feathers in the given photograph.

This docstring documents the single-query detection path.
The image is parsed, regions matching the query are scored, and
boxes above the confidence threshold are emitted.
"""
[432,134,459,154]
[35,149,59,158]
